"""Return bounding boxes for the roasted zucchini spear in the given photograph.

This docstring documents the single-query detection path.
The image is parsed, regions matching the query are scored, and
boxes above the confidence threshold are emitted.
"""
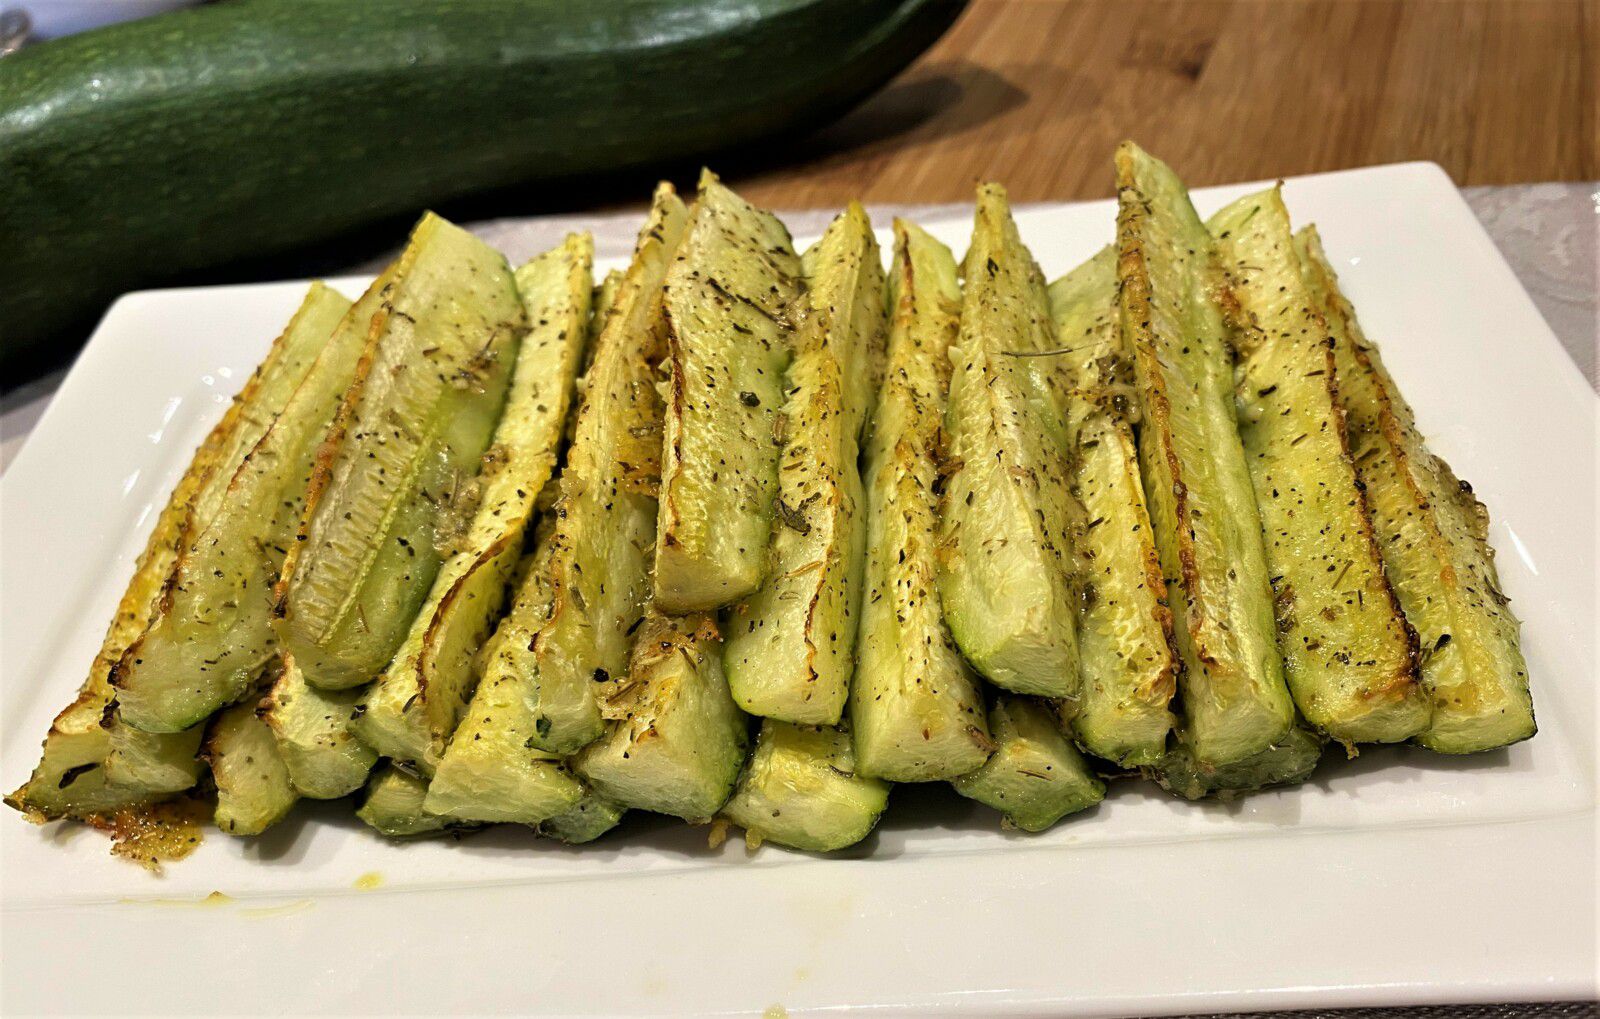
[724,203,886,724]
[354,233,593,770]
[101,724,205,798]
[1116,143,1294,766]
[851,221,991,782]
[422,538,588,826]
[939,184,1081,699]
[572,613,750,822]
[205,691,298,836]
[423,185,689,772]
[721,720,889,852]
[109,282,362,734]
[952,695,1105,831]
[1047,248,1178,766]
[278,213,526,690]
[262,654,374,799]
[654,171,802,613]
[1211,190,1429,746]
[1150,725,1325,801]
[6,333,251,818]
[356,764,459,839]
[539,789,626,845]
[8,283,350,821]
[1296,227,1534,753]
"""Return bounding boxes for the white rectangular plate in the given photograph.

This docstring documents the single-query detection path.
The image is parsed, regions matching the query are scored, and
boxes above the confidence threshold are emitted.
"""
[2,162,1595,1017]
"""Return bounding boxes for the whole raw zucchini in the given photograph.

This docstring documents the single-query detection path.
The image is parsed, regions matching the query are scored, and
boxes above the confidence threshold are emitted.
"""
[0,0,965,380]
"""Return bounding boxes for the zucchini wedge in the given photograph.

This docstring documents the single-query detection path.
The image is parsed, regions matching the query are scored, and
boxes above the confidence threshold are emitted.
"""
[423,681,585,825]
[952,695,1105,832]
[1296,226,1534,753]
[354,234,593,770]
[356,764,459,839]
[1115,143,1294,766]
[112,281,360,735]
[278,213,526,690]
[539,789,627,845]
[420,540,587,825]
[205,692,298,836]
[939,184,1081,698]
[111,272,388,731]
[721,719,889,852]
[1211,190,1429,746]
[438,185,688,762]
[572,614,750,822]
[851,221,991,782]
[101,723,206,796]
[654,171,802,612]
[262,654,375,799]
[1150,725,1325,801]
[724,203,887,724]
[10,282,351,819]
[1047,249,1178,766]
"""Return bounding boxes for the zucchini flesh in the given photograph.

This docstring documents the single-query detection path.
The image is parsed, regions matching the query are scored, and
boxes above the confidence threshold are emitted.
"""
[851,221,991,782]
[939,184,1081,698]
[102,723,205,795]
[205,693,297,836]
[354,233,593,769]
[279,212,525,690]
[3,283,346,818]
[446,185,688,761]
[724,204,886,724]
[1047,248,1178,766]
[1296,227,1534,753]
[654,171,802,613]
[572,614,750,822]
[1115,143,1294,766]
[952,696,1105,831]
[1150,725,1325,800]
[721,719,889,852]
[356,764,458,839]
[262,654,375,799]
[1211,190,1429,746]
[539,789,627,845]
[112,277,382,732]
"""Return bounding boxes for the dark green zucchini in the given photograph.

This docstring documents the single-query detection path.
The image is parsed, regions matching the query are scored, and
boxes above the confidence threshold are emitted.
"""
[0,0,966,382]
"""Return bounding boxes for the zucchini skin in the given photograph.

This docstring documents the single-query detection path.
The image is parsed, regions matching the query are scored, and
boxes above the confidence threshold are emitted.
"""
[0,0,967,380]
[357,765,461,840]
[1115,143,1294,767]
[1150,725,1324,801]
[539,791,627,845]
[851,221,991,782]
[1047,250,1178,767]
[939,185,1082,699]
[724,205,887,724]
[1296,227,1534,754]
[1211,190,1429,746]
[655,172,803,612]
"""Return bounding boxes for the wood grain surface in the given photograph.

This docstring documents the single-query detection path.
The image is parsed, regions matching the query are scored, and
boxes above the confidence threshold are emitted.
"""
[735,0,1596,206]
